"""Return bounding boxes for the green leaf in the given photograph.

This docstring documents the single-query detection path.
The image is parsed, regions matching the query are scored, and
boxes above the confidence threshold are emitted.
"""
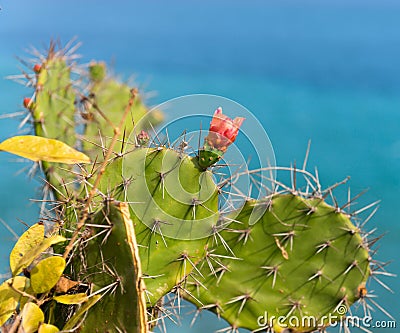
[0,135,91,164]
[10,223,44,274]
[0,276,28,326]
[13,235,66,276]
[62,295,101,331]
[21,303,44,333]
[38,323,59,333]
[54,293,88,304]
[31,256,66,294]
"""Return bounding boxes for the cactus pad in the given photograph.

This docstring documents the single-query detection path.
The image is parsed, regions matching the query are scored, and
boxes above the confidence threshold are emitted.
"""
[121,147,220,305]
[185,194,371,332]
[30,45,78,196]
[79,201,147,333]
[83,64,163,159]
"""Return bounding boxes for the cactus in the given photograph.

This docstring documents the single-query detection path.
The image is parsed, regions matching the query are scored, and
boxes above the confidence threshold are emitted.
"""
[0,40,391,333]
[183,192,371,332]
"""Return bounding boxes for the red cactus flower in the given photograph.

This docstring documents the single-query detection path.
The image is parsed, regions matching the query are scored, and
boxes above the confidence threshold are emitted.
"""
[23,97,32,109]
[205,107,245,152]
[33,64,42,73]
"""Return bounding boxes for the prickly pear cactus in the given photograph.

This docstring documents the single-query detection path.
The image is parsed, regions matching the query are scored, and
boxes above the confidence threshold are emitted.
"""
[2,39,389,333]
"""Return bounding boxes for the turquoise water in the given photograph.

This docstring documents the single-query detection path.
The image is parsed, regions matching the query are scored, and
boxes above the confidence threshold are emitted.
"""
[0,1,399,331]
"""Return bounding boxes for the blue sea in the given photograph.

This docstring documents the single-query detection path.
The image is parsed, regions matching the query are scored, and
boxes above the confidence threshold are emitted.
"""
[0,1,399,332]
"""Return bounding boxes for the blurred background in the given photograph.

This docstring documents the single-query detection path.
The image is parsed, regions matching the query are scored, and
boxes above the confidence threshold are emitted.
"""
[0,0,399,332]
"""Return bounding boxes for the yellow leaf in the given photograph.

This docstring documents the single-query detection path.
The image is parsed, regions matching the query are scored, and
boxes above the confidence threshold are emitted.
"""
[0,135,90,164]
[53,293,88,304]
[0,276,28,326]
[31,256,66,294]
[38,323,59,333]
[10,223,45,274]
[21,303,44,333]
[13,235,66,276]
[63,295,101,331]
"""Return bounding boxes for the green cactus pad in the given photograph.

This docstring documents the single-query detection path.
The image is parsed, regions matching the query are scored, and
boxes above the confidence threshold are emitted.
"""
[93,146,220,305]
[120,147,219,305]
[184,194,370,332]
[31,46,78,197]
[79,201,147,333]
[83,69,163,159]
[34,51,76,145]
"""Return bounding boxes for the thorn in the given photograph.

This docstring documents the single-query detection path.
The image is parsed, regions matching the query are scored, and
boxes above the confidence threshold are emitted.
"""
[291,161,297,194]
[343,260,358,275]
[351,200,381,216]
[225,293,253,315]
[365,233,385,248]
[360,206,379,229]
[340,189,369,211]
[315,240,338,254]
[273,230,295,251]
[302,139,311,171]
[284,298,304,319]
[211,226,236,257]
[176,253,204,279]
[370,273,395,293]
[227,228,252,244]
[365,293,395,320]
[261,265,279,288]
[151,219,171,248]
[308,270,323,282]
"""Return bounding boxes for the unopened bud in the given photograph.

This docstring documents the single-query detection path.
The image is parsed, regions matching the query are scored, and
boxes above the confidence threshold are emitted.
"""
[33,64,42,73]
[23,97,33,109]
[137,130,150,146]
